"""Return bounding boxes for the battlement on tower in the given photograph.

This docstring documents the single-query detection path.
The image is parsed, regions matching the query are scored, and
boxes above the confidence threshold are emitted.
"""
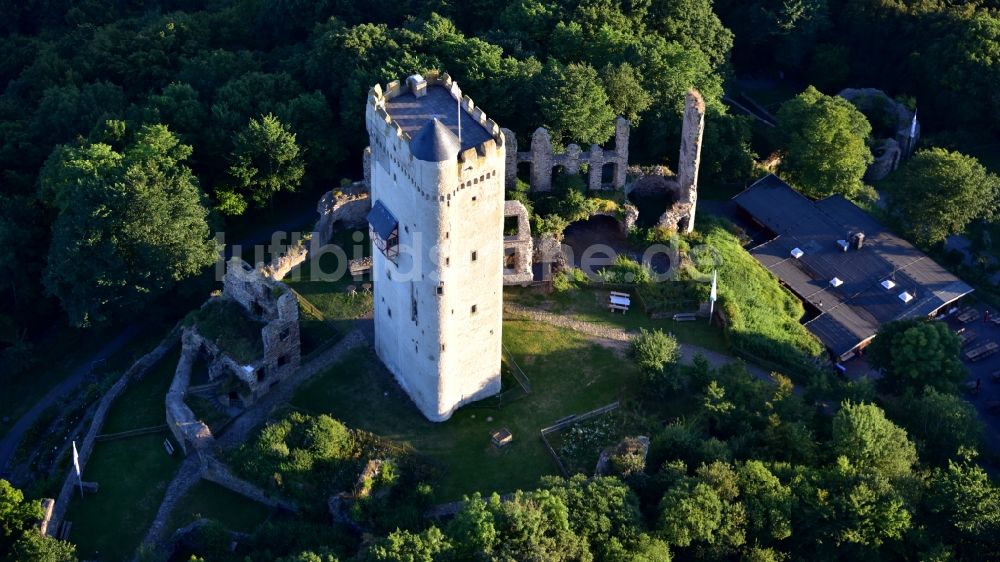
[367,71,505,168]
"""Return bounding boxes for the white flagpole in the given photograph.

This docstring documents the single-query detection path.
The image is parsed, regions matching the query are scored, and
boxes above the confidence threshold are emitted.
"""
[709,270,717,323]
[72,441,83,498]
[452,81,462,144]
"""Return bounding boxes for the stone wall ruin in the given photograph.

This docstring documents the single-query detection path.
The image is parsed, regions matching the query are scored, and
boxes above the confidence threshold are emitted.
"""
[838,88,919,181]
[202,258,302,405]
[503,200,534,285]
[502,117,630,192]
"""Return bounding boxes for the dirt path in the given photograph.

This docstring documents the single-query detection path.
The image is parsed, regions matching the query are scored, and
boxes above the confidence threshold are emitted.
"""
[503,302,778,385]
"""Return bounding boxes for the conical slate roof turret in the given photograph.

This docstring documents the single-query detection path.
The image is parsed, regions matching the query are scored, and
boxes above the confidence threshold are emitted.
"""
[410,118,460,162]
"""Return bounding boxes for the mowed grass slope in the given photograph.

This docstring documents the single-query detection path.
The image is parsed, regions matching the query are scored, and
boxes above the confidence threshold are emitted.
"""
[65,347,182,562]
[292,318,642,501]
[167,480,272,533]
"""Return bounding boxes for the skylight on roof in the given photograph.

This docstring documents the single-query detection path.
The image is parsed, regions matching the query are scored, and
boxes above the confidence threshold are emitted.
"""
[790,247,804,259]
[830,277,843,287]
[837,239,849,252]
[881,279,896,290]
[899,291,913,304]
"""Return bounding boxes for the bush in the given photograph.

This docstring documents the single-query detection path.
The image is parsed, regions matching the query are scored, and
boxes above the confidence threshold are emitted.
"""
[532,214,570,239]
[632,328,680,384]
[599,255,653,284]
[553,268,590,292]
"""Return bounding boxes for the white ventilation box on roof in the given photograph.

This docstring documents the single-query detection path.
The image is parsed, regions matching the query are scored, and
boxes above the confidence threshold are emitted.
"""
[881,279,896,290]
[898,291,913,304]
[830,277,843,287]
[837,239,849,252]
[790,247,804,259]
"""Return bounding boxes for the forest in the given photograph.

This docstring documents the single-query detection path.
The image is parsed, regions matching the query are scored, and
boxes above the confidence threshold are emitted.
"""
[1,1,1000,561]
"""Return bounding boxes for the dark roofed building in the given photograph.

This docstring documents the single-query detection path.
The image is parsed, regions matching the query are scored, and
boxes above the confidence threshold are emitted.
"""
[733,174,973,360]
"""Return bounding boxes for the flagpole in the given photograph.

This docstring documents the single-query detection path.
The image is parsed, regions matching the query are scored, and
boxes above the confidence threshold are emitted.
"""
[72,440,83,498]
[709,270,717,324]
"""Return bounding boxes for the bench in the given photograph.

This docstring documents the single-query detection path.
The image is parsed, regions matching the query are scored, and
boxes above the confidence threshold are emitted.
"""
[672,313,697,322]
[608,291,631,314]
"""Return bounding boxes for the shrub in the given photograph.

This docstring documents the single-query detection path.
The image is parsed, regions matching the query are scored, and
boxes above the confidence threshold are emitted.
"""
[553,268,590,292]
[599,255,652,284]
[532,214,570,238]
[632,328,680,383]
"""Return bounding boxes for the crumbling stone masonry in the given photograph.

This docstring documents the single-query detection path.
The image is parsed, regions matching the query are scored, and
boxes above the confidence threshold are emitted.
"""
[502,117,630,192]
[503,200,533,285]
[316,182,371,246]
[838,88,920,181]
[625,90,705,233]
[673,90,705,233]
[190,258,301,409]
[166,331,214,456]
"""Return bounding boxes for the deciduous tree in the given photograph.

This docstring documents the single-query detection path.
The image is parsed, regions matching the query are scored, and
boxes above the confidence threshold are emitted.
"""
[776,86,873,201]
[883,147,1000,246]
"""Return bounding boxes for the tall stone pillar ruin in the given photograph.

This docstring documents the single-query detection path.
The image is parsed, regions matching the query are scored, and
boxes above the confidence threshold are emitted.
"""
[676,90,705,233]
[530,127,553,191]
[613,116,629,187]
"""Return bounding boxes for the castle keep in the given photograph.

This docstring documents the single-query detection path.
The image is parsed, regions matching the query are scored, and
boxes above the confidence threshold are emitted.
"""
[365,72,505,421]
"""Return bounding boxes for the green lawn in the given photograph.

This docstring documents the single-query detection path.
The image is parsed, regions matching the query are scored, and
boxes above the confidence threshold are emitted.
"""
[65,346,183,562]
[291,318,644,501]
[503,285,729,353]
[283,229,373,337]
[166,480,272,534]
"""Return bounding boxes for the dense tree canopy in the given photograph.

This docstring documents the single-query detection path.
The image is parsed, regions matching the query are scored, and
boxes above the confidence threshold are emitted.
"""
[1,480,76,562]
[883,147,1000,245]
[228,113,306,209]
[776,85,874,201]
[866,319,967,394]
[39,124,219,326]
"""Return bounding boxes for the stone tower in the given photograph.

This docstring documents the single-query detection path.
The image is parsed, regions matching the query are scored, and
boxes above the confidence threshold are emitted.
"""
[677,90,705,233]
[364,72,505,422]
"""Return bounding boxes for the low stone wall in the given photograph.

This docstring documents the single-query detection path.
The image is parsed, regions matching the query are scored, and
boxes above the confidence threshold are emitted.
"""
[261,241,309,281]
[166,331,215,456]
[48,328,181,536]
[201,456,296,512]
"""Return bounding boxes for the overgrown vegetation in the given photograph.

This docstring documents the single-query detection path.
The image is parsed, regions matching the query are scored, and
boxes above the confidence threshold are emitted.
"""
[184,299,264,364]
[691,218,824,373]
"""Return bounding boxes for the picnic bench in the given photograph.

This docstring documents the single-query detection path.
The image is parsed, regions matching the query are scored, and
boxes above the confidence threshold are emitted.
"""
[958,329,979,348]
[608,291,631,314]
[957,307,980,324]
[964,341,998,362]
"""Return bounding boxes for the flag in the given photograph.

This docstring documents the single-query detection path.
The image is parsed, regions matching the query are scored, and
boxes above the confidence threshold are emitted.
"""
[72,441,80,478]
[710,270,717,303]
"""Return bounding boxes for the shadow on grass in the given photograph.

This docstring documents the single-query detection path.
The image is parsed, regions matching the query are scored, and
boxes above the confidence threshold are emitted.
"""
[290,318,644,501]
[66,346,183,561]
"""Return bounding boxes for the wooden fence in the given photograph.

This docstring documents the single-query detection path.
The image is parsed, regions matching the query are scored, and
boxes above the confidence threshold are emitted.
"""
[538,401,621,477]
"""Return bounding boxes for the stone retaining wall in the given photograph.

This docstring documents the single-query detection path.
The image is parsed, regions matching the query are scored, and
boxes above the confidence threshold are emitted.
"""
[47,328,181,535]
